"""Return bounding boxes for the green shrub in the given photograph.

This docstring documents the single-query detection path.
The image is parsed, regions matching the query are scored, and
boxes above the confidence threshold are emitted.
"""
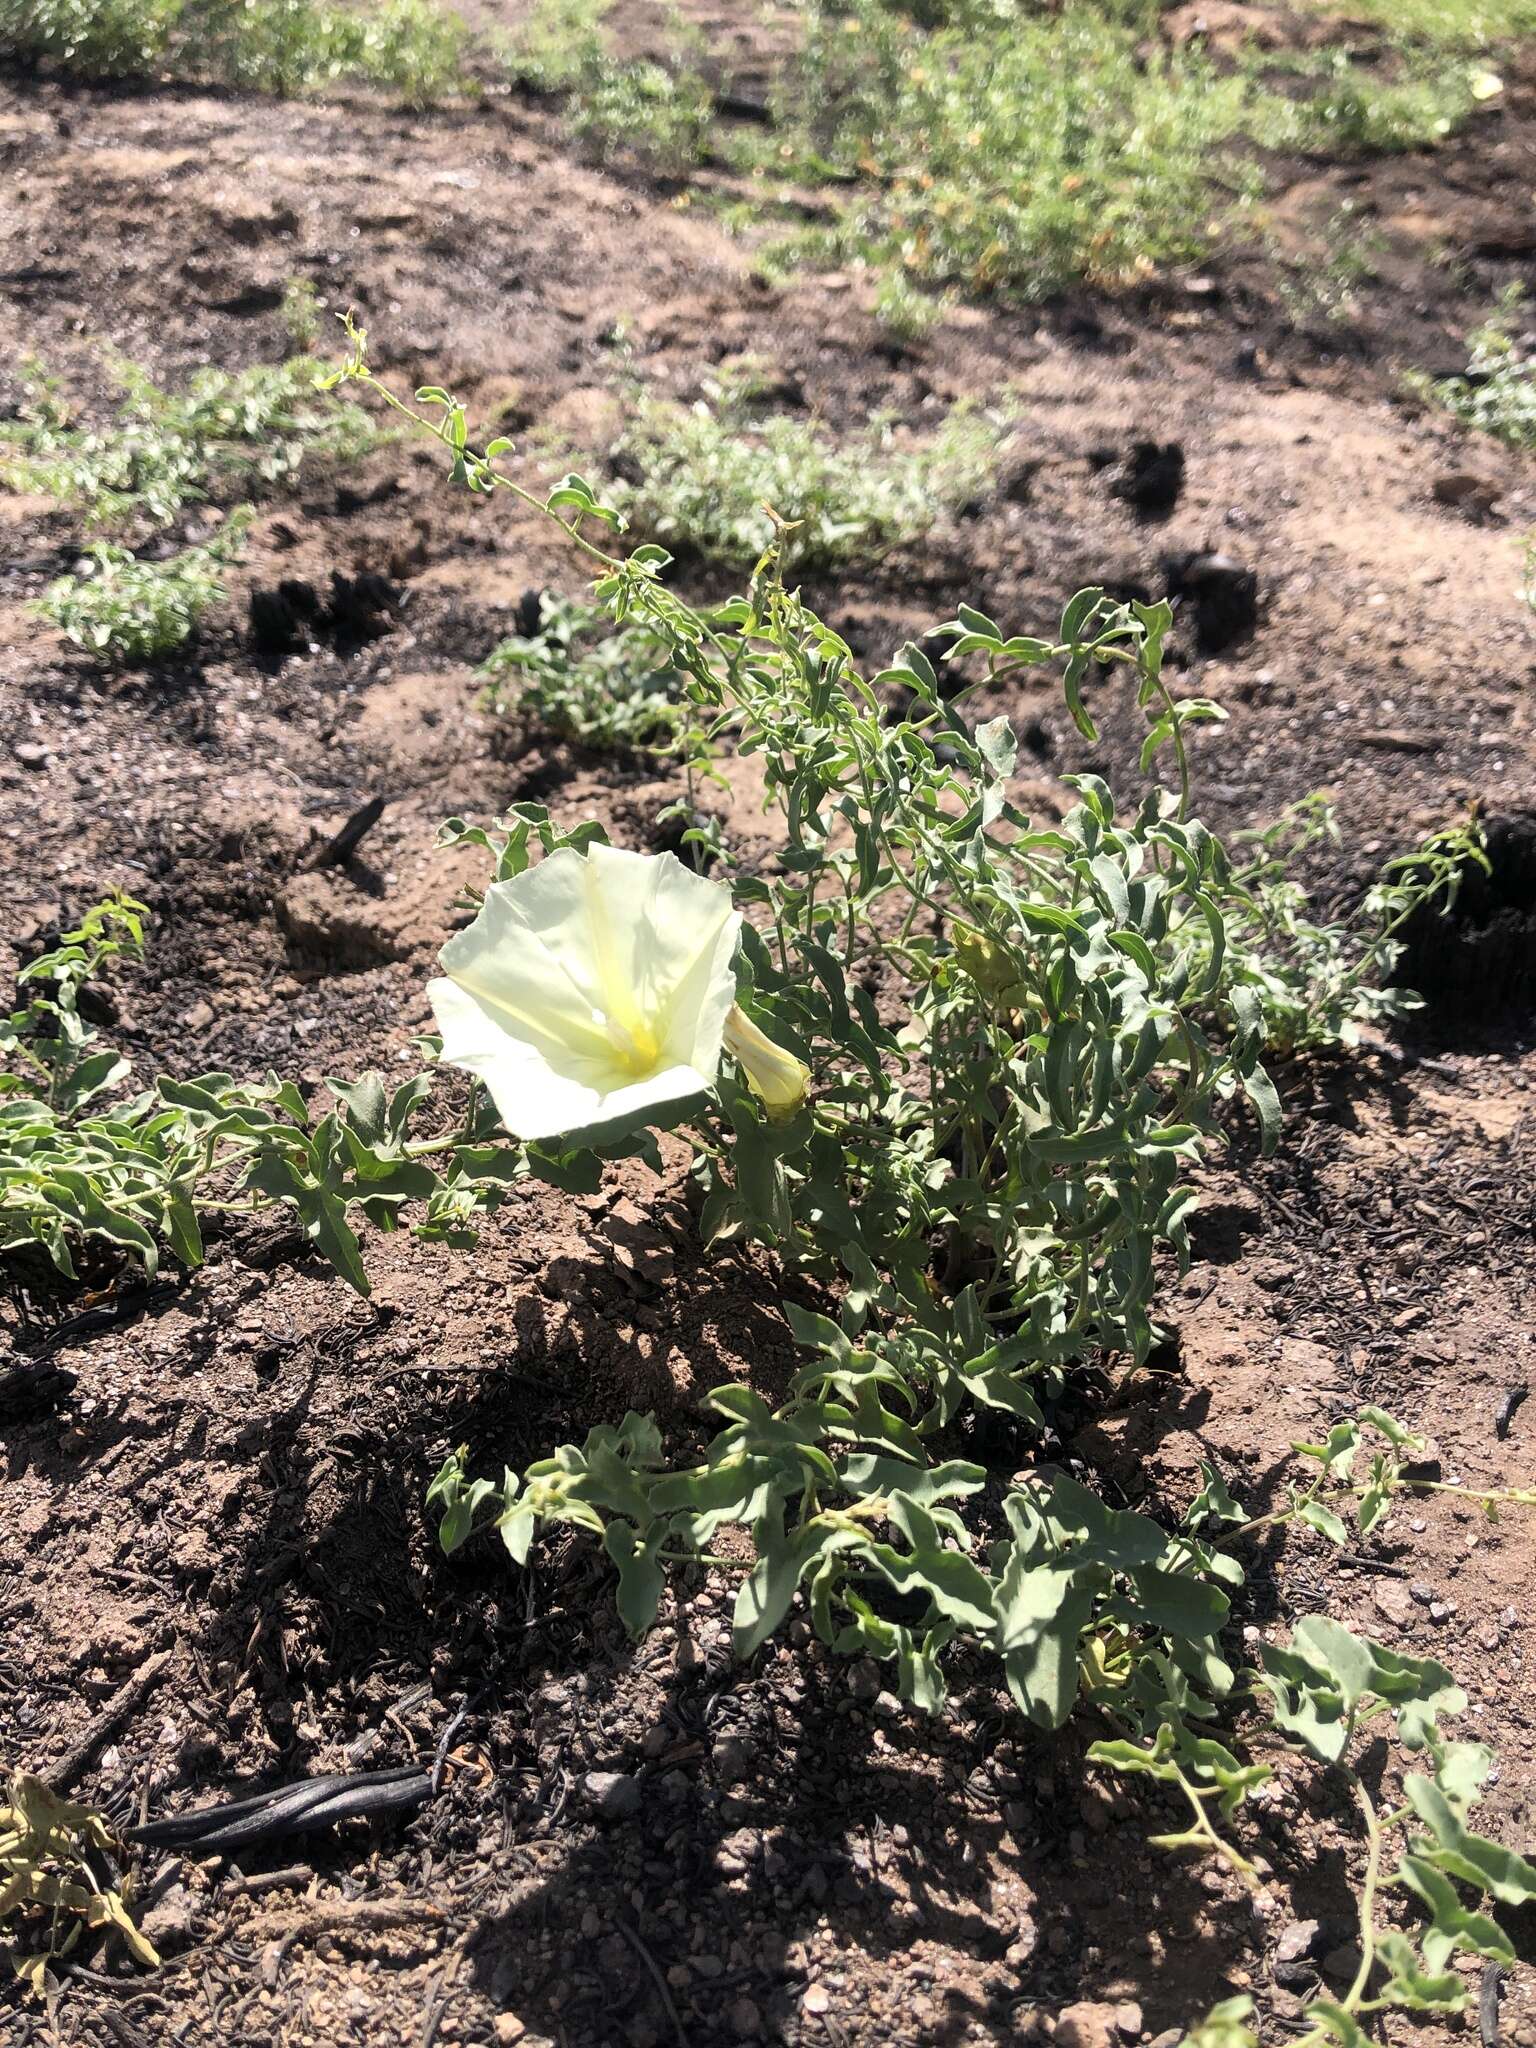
[763,2,1260,297]
[1256,46,1482,153]
[599,385,1014,570]
[36,529,242,662]
[496,0,607,89]
[0,350,379,533]
[201,0,470,100]
[500,0,711,172]
[1308,0,1536,49]
[0,0,472,100]
[871,270,947,344]
[1421,288,1536,448]
[0,0,179,73]
[737,0,1494,298]
[480,593,688,753]
[566,56,712,171]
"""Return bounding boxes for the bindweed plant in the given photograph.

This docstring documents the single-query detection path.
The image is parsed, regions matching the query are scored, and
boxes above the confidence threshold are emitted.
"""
[1208,795,1484,1053]
[1,348,379,536]
[316,329,1484,1718]
[9,336,1526,2038]
[479,591,689,754]
[1097,1416,1536,2044]
[0,894,215,1278]
[1,876,675,1296]
[37,519,249,662]
[4,343,381,661]
[596,381,1015,572]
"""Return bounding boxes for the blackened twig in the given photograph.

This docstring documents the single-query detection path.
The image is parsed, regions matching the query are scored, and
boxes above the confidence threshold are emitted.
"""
[54,1650,172,1793]
[305,796,386,871]
[1481,1961,1505,2048]
[616,1916,690,2048]
[132,1765,431,1854]
[1496,1384,1529,1441]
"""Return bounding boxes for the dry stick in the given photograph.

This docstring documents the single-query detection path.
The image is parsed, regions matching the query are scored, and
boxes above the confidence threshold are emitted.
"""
[237,1895,447,1944]
[98,2008,153,2048]
[221,1864,313,1899]
[615,1916,690,2048]
[418,1925,477,2048]
[1481,1962,1505,2048]
[53,1650,172,1793]
[304,795,387,872]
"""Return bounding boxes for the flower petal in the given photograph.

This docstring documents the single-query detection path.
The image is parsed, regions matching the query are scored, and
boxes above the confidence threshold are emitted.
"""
[580,844,741,1067]
[439,850,618,1067]
[428,975,609,1140]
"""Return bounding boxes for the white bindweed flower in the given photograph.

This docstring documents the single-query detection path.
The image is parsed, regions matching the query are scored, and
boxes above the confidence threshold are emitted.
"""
[724,1003,810,1119]
[428,844,742,1144]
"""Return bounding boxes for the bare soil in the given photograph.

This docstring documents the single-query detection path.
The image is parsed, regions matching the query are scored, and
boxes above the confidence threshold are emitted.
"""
[3,16,1536,2048]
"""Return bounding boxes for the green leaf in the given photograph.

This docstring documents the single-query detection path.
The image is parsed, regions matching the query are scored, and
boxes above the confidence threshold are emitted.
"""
[1433,1740,1493,1814]
[1038,1473,1165,1571]
[1372,1933,1465,2014]
[1297,1498,1350,1546]
[498,1504,537,1567]
[1307,2002,1372,2048]
[1116,1567,1229,1641]
[244,1146,372,1295]
[1405,1775,1536,1905]
[604,1522,667,1637]
[1185,1461,1243,1529]
[783,1302,852,1363]
[1289,1615,1382,1709]
[328,1071,388,1146]
[974,716,1017,780]
[1295,1422,1360,1481]
[868,1496,996,1632]
[1396,1853,1514,1972]
[1088,1728,1179,1786]
[732,1515,825,1659]
[1258,1654,1348,1763]
[1180,1997,1257,2048]
[840,1454,986,1508]
[429,1451,498,1556]
[993,1560,1095,1729]
[1356,1404,1423,1451]
[896,1621,955,1714]
[1240,1061,1281,1153]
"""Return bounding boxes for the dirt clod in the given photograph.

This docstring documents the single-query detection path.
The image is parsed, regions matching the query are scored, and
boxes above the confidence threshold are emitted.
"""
[1109,439,1186,519]
[1164,549,1259,653]
[582,1770,643,1819]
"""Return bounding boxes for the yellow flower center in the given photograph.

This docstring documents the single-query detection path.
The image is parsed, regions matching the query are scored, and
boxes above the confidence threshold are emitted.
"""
[603,1011,661,1076]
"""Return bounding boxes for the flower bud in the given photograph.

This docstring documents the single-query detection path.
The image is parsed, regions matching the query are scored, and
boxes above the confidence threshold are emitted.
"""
[723,1003,809,1119]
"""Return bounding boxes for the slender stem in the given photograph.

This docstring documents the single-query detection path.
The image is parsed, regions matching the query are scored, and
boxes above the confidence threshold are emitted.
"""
[1342,1768,1384,2012]
[1168,1760,1261,1887]
[353,371,623,571]
[403,1131,471,1161]
[1407,1478,1536,1509]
